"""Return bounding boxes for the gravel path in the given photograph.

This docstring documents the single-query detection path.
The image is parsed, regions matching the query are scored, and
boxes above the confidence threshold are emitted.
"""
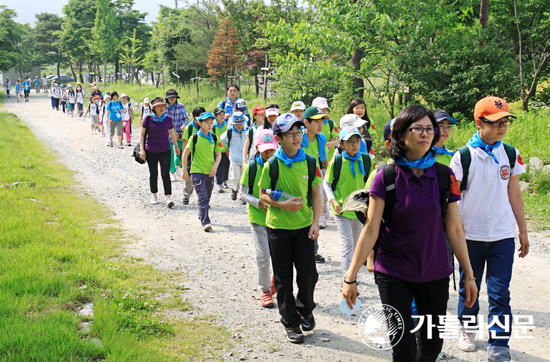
[5,94,549,361]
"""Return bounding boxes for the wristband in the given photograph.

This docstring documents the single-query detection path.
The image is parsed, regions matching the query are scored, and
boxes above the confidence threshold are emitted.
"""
[344,278,357,285]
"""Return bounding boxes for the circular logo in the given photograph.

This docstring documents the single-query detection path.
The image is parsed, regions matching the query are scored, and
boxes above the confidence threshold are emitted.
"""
[357,303,404,350]
[500,165,511,180]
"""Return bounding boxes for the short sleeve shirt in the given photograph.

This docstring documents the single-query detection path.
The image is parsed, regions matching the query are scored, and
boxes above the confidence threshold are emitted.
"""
[322,120,339,160]
[240,162,267,226]
[369,164,460,283]
[325,154,375,218]
[121,103,131,121]
[258,158,322,230]
[302,134,327,168]
[450,144,526,242]
[106,101,123,122]
[212,121,229,153]
[183,121,200,141]
[142,115,173,153]
[186,133,224,174]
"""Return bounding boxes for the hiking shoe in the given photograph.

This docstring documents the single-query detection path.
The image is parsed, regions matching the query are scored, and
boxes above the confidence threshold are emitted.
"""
[182,197,189,205]
[150,195,159,205]
[118,144,124,149]
[127,143,131,147]
[203,224,212,232]
[170,173,177,182]
[319,215,327,229]
[285,326,304,344]
[166,197,174,208]
[315,254,326,263]
[216,184,225,193]
[300,313,315,331]
[260,291,274,308]
[458,328,476,352]
[231,190,238,201]
[270,275,277,295]
[223,181,229,189]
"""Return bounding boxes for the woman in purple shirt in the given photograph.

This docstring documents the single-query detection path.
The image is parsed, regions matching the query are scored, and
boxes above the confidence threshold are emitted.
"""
[139,97,180,208]
[342,105,478,362]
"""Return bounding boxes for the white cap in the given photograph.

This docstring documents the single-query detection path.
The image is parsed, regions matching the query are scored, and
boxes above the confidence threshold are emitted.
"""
[236,99,247,108]
[339,114,366,129]
[120,93,128,99]
[265,107,280,117]
[312,97,330,109]
[291,101,306,111]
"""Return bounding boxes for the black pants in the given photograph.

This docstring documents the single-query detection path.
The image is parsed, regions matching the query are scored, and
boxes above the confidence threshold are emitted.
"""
[375,271,449,362]
[215,152,230,186]
[54,98,60,110]
[24,90,30,98]
[61,101,66,113]
[145,149,171,195]
[267,226,318,328]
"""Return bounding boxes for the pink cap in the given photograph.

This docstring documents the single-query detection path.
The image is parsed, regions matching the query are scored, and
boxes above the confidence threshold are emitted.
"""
[255,129,278,153]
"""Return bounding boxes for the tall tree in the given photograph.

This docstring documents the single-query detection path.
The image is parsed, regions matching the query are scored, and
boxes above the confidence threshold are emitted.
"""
[206,18,243,84]
[119,29,143,86]
[0,6,20,72]
[34,13,63,79]
[92,0,118,86]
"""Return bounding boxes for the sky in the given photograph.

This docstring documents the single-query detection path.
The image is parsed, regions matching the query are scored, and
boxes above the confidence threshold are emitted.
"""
[0,0,176,25]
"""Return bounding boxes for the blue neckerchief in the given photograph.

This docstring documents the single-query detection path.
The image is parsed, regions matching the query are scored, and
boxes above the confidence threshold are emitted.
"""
[224,96,238,114]
[198,129,214,144]
[167,103,176,110]
[274,147,306,168]
[152,113,168,123]
[467,131,501,164]
[254,153,265,167]
[342,151,366,178]
[432,145,455,156]
[394,152,436,170]
[214,120,227,132]
[232,125,245,134]
[301,130,327,162]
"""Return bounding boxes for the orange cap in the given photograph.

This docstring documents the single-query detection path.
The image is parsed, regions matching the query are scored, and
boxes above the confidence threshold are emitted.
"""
[474,96,515,121]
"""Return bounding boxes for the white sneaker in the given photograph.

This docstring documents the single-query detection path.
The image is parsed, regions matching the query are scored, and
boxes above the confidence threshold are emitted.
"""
[319,215,327,229]
[458,328,476,352]
[166,197,174,208]
[203,224,212,232]
[176,166,183,178]
[150,194,159,205]
[170,173,177,182]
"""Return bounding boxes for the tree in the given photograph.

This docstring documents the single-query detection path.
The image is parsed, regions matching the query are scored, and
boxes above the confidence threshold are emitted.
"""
[0,6,20,72]
[206,18,243,84]
[34,13,64,80]
[91,0,118,86]
[119,29,143,86]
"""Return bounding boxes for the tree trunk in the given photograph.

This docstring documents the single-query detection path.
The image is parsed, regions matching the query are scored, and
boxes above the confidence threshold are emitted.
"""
[351,47,365,99]
[67,56,77,81]
[255,72,259,97]
[479,0,489,29]
[103,58,107,87]
[77,59,84,83]
[115,56,120,82]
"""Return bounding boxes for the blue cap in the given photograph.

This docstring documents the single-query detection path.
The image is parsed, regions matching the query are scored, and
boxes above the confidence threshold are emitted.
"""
[197,112,215,121]
[339,126,361,141]
[433,109,457,125]
[230,111,248,124]
[273,113,304,136]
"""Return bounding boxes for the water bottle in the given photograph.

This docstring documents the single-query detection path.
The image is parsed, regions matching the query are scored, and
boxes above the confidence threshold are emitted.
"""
[263,188,299,202]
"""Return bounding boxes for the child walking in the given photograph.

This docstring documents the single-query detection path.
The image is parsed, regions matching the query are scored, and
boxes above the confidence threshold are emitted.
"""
[212,107,230,192]
[83,95,100,135]
[67,85,76,116]
[242,104,266,162]
[181,107,205,205]
[432,109,457,166]
[15,80,21,103]
[239,129,278,308]
[451,97,529,361]
[221,112,248,201]
[22,77,31,102]
[120,93,133,146]
[182,112,223,231]
[75,84,85,117]
[105,91,124,148]
[259,113,322,344]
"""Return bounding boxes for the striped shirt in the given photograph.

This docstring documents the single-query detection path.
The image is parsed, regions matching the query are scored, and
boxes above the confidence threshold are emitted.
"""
[166,102,189,138]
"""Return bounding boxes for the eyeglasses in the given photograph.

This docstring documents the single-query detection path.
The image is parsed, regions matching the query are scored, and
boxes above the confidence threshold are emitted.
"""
[283,131,303,139]
[408,127,438,135]
[439,125,453,131]
[481,118,513,128]
[344,139,362,145]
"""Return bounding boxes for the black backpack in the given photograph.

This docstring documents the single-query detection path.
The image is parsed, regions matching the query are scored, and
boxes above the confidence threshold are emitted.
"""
[331,153,372,191]
[267,154,317,207]
[190,132,218,160]
[458,143,516,191]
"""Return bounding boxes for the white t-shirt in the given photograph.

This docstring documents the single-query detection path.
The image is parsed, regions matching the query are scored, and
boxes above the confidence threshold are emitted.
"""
[121,103,132,121]
[450,144,526,242]
[76,91,84,104]
[52,87,61,98]
[68,92,75,103]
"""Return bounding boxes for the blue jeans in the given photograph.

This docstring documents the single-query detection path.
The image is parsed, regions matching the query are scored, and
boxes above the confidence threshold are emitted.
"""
[458,238,515,349]
[191,173,214,226]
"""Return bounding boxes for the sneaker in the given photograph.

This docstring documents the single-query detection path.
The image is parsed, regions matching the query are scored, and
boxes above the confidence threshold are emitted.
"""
[127,143,131,147]
[260,291,274,308]
[150,195,159,205]
[216,184,225,193]
[487,345,511,361]
[284,326,304,344]
[300,313,315,331]
[270,275,277,295]
[203,224,212,232]
[315,254,326,263]
[458,328,476,352]
[118,144,124,149]
[170,173,177,182]
[166,197,174,208]
[176,167,183,178]
[109,141,113,148]
[223,181,229,189]
[319,215,327,229]
[231,190,238,201]
[182,197,189,205]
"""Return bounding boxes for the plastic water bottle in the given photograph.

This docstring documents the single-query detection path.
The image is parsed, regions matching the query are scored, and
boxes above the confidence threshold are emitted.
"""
[263,188,298,202]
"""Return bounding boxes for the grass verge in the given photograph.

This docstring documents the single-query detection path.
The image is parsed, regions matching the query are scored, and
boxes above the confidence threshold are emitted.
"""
[0,110,232,361]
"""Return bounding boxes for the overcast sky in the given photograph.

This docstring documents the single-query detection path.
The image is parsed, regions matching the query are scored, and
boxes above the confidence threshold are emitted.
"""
[0,0,176,25]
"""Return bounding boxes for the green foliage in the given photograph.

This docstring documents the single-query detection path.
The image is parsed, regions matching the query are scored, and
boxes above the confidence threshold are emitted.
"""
[92,0,118,68]
[0,6,20,72]
[33,13,64,67]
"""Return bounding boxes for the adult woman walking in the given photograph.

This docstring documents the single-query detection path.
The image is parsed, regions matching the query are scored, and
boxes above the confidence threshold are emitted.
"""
[139,97,180,208]
[342,105,478,362]
[218,84,241,120]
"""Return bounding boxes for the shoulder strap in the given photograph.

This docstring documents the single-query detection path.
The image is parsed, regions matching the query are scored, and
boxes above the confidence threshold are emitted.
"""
[381,163,397,223]
[332,154,343,191]
[328,119,334,133]
[247,127,254,156]
[191,133,199,159]
[187,123,194,139]
[248,159,258,194]
[361,153,371,183]
[503,143,516,169]
[212,133,218,144]
[227,128,232,148]
[434,163,451,221]
[268,157,279,192]
[458,146,471,192]
[305,154,316,207]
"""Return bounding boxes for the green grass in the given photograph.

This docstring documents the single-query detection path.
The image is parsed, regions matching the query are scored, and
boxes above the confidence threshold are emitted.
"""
[0,110,231,361]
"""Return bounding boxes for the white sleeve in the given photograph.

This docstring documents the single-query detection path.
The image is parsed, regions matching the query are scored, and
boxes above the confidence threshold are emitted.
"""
[239,184,261,209]
[322,179,336,201]
[450,151,463,181]
[511,148,526,176]
[220,131,229,146]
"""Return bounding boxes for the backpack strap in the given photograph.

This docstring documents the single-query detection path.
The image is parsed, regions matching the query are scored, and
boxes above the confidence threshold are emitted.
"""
[328,119,334,134]
[458,145,471,192]
[381,163,397,222]
[361,153,371,183]
[247,127,254,157]
[434,163,451,222]
[305,154,317,207]
[248,159,258,195]
[191,133,199,160]
[503,143,516,169]
[227,128,233,149]
[268,157,279,192]
[331,154,343,191]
